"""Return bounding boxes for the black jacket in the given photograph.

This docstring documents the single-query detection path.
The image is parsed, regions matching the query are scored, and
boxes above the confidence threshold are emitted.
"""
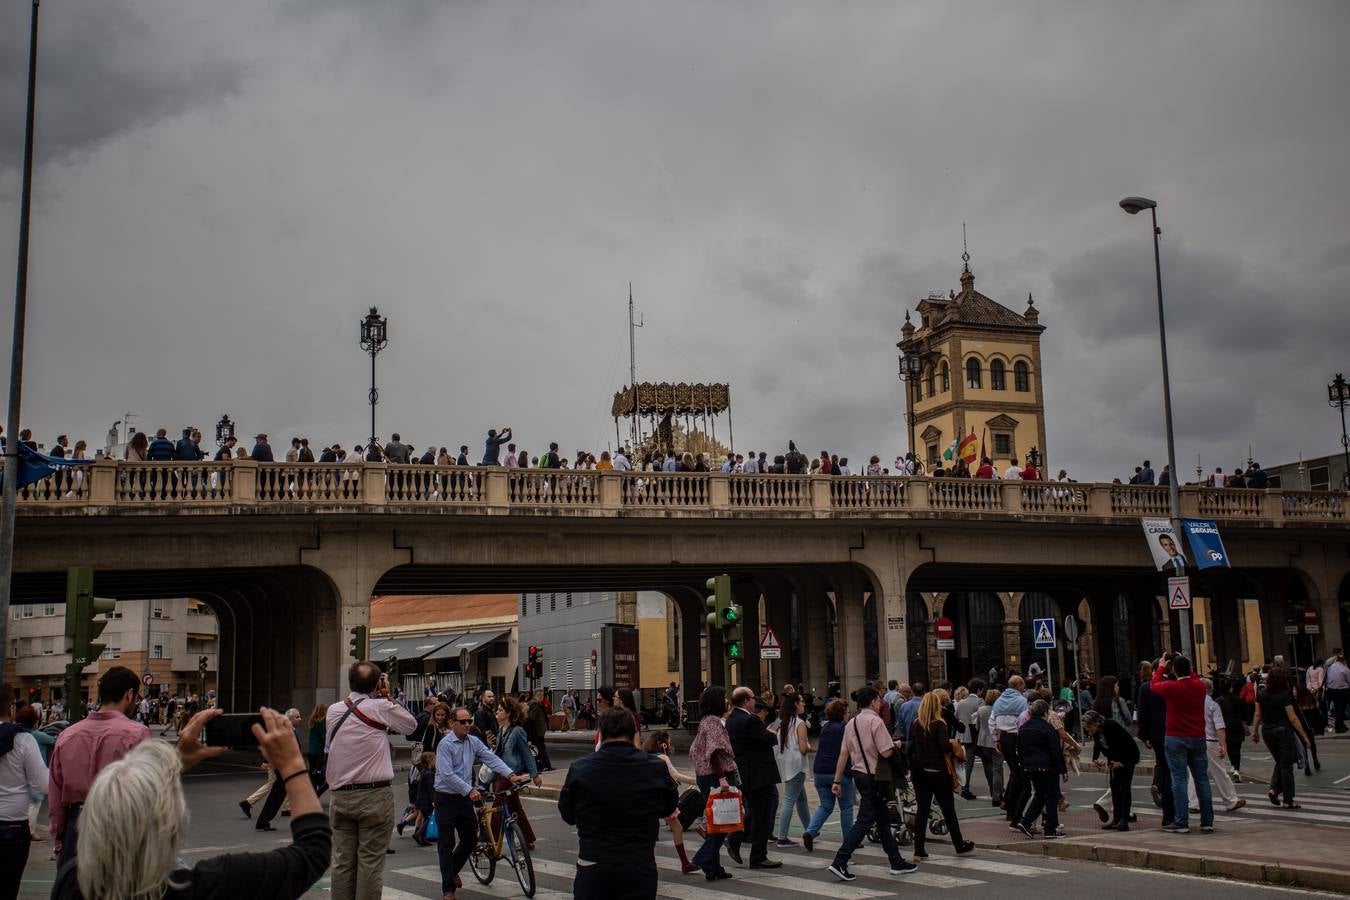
[725,707,781,790]
[54,812,330,900]
[1091,719,1141,766]
[1017,717,1066,774]
[559,742,677,864]
[1136,682,1167,745]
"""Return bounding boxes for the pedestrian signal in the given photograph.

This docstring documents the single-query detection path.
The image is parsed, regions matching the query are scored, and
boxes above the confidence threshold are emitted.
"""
[348,625,368,660]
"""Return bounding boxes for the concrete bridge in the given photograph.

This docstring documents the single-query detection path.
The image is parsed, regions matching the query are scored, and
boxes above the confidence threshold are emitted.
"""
[12,459,1350,712]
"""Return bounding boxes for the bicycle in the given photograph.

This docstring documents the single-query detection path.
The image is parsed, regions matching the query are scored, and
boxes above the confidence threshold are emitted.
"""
[468,782,536,897]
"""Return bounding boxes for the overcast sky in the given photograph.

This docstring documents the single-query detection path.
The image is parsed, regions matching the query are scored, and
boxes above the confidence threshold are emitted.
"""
[1,1,1347,481]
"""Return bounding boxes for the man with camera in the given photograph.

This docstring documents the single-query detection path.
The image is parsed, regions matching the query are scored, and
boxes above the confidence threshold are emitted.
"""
[325,661,418,900]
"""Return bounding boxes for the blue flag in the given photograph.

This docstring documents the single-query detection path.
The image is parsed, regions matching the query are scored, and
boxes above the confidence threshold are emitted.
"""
[0,443,97,490]
[1182,518,1231,569]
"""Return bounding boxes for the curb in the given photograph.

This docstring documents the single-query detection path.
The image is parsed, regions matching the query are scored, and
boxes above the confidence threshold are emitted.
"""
[995,839,1348,894]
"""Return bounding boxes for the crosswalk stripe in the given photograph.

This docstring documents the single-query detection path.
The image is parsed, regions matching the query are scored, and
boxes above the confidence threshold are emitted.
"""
[652,855,893,898]
[1226,805,1350,825]
[847,864,983,888]
[816,839,1067,876]
[381,887,431,900]
[657,848,989,890]
[393,862,573,898]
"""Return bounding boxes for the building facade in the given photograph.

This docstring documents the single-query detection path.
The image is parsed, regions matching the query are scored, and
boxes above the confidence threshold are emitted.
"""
[898,258,1048,473]
[368,594,516,699]
[1267,453,1350,493]
[4,597,219,707]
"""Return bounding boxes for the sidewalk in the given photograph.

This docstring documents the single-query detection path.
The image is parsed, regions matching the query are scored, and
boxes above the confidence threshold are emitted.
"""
[962,799,1346,893]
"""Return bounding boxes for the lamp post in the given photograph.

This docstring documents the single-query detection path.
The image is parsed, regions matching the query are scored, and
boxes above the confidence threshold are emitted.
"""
[897,346,923,458]
[359,307,388,451]
[1330,373,1350,491]
[1120,195,1190,658]
[214,414,235,449]
[0,0,42,675]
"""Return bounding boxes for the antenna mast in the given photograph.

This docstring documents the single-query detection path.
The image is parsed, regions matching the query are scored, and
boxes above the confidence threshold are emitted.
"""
[628,283,643,449]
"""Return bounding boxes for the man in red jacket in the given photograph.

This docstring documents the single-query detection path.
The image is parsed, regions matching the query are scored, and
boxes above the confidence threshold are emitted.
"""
[1150,655,1213,833]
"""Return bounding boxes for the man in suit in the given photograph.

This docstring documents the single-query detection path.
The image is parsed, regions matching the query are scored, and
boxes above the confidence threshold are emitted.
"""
[1157,533,1188,573]
[724,686,781,869]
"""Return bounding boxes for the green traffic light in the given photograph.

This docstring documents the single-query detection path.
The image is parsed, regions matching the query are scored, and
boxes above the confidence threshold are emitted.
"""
[723,606,739,623]
[726,642,741,659]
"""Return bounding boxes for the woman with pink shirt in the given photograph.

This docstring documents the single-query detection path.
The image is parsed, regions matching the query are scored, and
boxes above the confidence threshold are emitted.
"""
[689,687,738,881]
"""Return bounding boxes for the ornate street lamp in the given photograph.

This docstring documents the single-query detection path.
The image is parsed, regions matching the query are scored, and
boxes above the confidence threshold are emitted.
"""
[897,349,923,380]
[1329,373,1350,490]
[214,414,235,448]
[359,307,389,451]
[1028,446,1041,471]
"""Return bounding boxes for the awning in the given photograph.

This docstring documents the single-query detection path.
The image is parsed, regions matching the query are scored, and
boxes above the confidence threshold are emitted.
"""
[369,633,459,661]
[436,629,509,657]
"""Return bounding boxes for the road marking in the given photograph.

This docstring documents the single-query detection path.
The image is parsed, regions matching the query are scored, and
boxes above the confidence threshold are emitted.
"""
[381,888,429,900]
[652,855,893,897]
[820,840,1068,876]
[1227,805,1350,825]
[393,862,573,898]
[847,863,984,887]
[1336,774,1350,785]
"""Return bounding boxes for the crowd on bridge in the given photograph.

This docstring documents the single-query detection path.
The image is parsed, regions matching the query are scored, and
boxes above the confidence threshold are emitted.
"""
[2,647,1344,899]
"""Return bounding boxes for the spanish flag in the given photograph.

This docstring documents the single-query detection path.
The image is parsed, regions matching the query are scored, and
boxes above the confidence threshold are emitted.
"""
[957,431,979,464]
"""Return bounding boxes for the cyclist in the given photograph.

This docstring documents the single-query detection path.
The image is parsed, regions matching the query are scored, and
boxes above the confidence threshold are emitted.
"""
[493,697,542,849]
[433,707,531,900]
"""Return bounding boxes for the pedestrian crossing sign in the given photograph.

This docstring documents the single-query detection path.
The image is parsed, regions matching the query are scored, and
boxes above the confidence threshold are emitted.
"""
[1033,617,1056,649]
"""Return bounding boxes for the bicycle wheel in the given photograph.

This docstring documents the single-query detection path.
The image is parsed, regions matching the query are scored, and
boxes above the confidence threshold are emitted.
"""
[469,841,496,885]
[506,820,536,897]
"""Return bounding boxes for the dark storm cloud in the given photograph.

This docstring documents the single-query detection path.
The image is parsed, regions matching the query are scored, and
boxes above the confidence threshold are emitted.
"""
[0,1,1347,483]
[0,2,244,176]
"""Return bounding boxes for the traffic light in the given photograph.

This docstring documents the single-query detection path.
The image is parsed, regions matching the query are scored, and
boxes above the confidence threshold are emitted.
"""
[63,567,116,724]
[385,654,399,682]
[724,601,744,662]
[348,625,368,660]
[526,645,541,683]
[705,575,731,627]
[198,655,209,672]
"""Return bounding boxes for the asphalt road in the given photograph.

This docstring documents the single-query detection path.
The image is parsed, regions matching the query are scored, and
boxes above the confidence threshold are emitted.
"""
[18,733,1349,898]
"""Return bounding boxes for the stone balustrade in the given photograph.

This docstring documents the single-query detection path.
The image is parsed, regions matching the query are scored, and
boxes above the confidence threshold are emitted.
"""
[12,458,1346,525]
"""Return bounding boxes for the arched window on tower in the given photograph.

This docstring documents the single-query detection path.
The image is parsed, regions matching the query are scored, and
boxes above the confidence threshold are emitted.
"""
[1014,360,1031,392]
[966,357,982,389]
[940,361,950,392]
[926,364,936,398]
[990,359,1006,391]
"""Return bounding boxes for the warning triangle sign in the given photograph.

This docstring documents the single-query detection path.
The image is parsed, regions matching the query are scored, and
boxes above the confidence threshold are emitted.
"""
[760,627,781,650]
[1035,622,1053,645]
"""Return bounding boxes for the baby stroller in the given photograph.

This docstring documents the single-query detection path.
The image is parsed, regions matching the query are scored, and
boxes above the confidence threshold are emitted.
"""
[867,783,947,847]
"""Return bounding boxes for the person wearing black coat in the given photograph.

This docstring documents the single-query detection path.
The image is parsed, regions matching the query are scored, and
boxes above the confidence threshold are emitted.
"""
[559,708,677,900]
[1135,660,1173,824]
[1084,710,1140,830]
[723,687,782,869]
[1014,700,1067,838]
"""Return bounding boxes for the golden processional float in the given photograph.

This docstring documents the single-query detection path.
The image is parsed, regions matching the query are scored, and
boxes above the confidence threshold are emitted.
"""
[611,382,733,461]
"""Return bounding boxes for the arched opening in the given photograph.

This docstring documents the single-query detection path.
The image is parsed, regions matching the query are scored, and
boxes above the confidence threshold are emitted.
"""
[990,359,1006,391]
[941,592,1004,687]
[926,364,936,398]
[1014,360,1031,392]
[1020,591,1060,684]
[940,361,950,392]
[966,357,982,389]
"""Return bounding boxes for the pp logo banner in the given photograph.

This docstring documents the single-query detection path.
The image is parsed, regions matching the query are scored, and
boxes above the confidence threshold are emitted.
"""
[1182,519,1231,570]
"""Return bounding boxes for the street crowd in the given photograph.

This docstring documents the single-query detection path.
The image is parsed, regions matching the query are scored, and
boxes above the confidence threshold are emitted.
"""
[1,647,1347,900]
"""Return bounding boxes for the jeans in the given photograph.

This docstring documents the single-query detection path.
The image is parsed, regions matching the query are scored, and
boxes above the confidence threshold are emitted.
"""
[433,792,478,894]
[574,858,658,900]
[1164,736,1212,828]
[1265,725,1298,804]
[1329,687,1349,732]
[912,770,966,853]
[831,773,905,869]
[329,785,396,900]
[998,732,1025,821]
[55,805,81,872]
[0,822,32,900]
[691,774,729,875]
[968,745,1003,799]
[1149,741,1174,824]
[805,772,854,837]
[777,772,809,838]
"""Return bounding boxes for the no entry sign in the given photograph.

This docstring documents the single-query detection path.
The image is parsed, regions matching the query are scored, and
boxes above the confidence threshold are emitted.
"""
[935,617,955,640]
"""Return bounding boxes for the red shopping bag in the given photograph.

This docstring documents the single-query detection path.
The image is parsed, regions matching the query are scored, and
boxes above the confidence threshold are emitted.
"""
[704,788,744,835]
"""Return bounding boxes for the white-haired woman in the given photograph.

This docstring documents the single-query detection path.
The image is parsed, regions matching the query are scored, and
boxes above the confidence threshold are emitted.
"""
[52,707,330,900]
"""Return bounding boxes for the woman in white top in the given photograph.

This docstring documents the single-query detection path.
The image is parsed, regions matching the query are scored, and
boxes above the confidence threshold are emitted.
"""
[772,692,811,846]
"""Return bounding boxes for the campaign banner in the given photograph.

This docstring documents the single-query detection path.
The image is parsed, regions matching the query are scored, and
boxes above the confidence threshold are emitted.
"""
[1142,518,1188,573]
[1182,518,1231,569]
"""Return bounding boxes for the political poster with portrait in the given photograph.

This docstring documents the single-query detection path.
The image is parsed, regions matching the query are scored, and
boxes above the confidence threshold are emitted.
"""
[1141,518,1188,573]
[1182,518,1231,570]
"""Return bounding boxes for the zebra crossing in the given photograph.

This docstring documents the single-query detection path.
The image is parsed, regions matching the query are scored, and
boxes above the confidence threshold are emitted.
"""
[358,840,1069,899]
[1069,783,1350,828]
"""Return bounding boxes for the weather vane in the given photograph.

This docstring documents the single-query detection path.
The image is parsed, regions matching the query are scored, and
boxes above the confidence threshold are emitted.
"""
[961,222,971,273]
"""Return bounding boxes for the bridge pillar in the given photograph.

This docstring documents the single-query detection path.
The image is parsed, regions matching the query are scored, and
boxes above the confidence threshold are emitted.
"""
[849,529,921,686]
[792,572,832,696]
[835,582,867,695]
[1000,592,1024,675]
[300,529,412,705]
[734,582,763,692]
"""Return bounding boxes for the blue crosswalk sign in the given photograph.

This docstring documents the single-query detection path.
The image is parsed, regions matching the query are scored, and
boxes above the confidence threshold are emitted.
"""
[1033,617,1056,649]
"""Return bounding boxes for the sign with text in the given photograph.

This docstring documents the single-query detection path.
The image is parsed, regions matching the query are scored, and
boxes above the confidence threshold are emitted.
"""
[760,626,782,659]
[601,624,639,691]
[1182,518,1231,570]
[1142,518,1188,573]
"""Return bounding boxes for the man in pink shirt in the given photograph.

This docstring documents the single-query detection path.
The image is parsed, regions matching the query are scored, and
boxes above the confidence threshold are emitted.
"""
[325,660,418,900]
[48,666,152,867]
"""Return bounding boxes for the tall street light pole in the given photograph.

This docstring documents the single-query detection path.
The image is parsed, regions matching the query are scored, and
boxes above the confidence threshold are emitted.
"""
[359,308,388,452]
[1120,195,1191,658]
[1330,373,1350,491]
[0,0,41,674]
